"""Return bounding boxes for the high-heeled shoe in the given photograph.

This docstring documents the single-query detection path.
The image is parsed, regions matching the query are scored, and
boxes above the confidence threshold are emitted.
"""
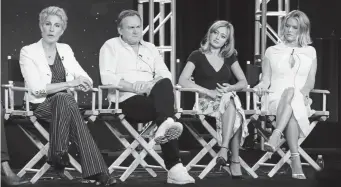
[216,147,231,167]
[290,153,306,179]
[95,173,117,186]
[264,129,283,152]
[47,150,70,171]
[229,160,244,180]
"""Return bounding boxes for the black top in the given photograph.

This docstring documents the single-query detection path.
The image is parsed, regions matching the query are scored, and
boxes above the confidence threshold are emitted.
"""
[46,52,67,98]
[49,52,66,84]
[187,50,238,90]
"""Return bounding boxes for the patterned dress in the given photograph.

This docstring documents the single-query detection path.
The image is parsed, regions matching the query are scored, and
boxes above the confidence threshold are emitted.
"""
[187,50,249,145]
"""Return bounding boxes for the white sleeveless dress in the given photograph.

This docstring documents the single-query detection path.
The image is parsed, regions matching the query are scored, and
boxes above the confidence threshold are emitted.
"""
[264,43,317,137]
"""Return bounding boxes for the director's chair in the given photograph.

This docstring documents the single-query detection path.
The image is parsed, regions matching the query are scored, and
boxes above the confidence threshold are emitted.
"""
[251,89,330,177]
[87,85,167,182]
[1,56,99,183]
[245,62,331,177]
[174,85,259,179]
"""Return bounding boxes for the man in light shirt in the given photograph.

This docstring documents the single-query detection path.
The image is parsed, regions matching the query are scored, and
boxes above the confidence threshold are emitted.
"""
[99,10,195,184]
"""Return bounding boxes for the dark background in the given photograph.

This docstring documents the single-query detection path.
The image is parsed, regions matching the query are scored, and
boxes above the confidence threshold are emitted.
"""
[1,0,340,168]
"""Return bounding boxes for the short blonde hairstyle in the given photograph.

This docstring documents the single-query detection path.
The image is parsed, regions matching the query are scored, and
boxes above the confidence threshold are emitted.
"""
[279,10,312,47]
[39,6,68,30]
[200,20,236,58]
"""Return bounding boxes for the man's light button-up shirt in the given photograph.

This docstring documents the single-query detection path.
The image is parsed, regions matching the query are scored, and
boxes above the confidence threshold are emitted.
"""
[99,37,172,102]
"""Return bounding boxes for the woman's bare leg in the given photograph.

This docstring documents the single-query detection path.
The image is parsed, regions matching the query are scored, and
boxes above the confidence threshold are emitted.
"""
[218,99,236,160]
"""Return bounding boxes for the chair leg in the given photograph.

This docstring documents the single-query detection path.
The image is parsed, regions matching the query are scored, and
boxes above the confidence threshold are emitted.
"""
[185,138,217,171]
[240,157,258,178]
[18,120,81,182]
[267,120,320,177]
[199,156,222,179]
[184,122,218,169]
[104,121,157,177]
[252,152,273,172]
[68,154,82,173]
[299,147,321,171]
[17,144,48,177]
[120,140,161,182]
[17,126,50,177]
[30,163,51,184]
[268,151,291,177]
[185,123,218,157]
[62,170,74,180]
[119,116,166,169]
[251,137,286,176]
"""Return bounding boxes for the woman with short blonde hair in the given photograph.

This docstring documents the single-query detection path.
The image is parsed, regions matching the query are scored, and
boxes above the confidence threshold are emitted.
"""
[19,6,116,185]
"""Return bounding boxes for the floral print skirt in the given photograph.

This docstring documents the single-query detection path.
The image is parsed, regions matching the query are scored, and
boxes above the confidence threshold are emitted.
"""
[197,92,249,146]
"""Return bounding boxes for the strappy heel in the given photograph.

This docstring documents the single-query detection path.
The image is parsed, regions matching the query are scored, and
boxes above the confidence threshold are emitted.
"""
[290,153,306,179]
[264,129,283,152]
[229,160,244,180]
[216,147,231,167]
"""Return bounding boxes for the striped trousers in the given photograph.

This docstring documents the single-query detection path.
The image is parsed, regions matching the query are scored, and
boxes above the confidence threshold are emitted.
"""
[33,92,108,178]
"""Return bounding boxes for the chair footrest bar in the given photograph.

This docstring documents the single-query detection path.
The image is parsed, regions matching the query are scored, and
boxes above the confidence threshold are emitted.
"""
[180,110,199,115]
[191,165,208,168]
[117,135,153,139]
[259,163,276,166]
[65,167,76,171]
[24,169,40,172]
[111,166,129,170]
[145,165,163,169]
[98,109,122,114]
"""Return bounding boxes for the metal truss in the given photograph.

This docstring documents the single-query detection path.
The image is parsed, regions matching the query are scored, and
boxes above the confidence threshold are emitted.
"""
[137,0,177,84]
[254,0,290,64]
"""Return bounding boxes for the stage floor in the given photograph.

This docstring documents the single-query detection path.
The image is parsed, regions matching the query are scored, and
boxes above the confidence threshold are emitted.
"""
[2,166,337,187]
[3,147,341,187]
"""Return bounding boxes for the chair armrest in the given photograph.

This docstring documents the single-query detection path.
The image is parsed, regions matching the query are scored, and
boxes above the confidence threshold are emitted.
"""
[310,89,330,94]
[310,89,330,112]
[69,87,99,114]
[98,85,122,90]
[240,87,256,93]
[2,84,29,91]
[2,82,30,113]
[244,85,270,115]
[97,85,123,110]
[174,85,201,93]
[174,85,201,112]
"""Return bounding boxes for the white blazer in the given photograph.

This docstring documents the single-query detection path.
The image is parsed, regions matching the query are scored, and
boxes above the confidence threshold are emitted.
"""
[19,39,93,104]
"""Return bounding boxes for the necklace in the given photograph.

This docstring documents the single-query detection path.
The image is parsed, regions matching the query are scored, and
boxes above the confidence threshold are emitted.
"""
[45,49,56,59]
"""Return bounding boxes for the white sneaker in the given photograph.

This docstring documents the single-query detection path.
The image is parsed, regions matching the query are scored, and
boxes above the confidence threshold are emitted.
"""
[167,163,195,184]
[154,118,183,145]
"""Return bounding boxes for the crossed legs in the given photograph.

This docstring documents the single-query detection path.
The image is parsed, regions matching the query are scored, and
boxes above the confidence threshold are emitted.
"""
[113,78,195,184]
[265,87,305,179]
[217,99,243,176]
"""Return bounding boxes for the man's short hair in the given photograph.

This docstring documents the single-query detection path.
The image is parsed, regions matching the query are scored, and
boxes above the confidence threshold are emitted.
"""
[117,10,142,28]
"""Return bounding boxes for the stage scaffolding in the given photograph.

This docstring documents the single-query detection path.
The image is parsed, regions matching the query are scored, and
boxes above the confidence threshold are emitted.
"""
[251,0,291,149]
[137,0,177,84]
[254,0,290,65]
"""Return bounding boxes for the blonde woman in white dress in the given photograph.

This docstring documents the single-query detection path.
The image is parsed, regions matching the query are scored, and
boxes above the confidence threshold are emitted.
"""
[254,10,317,179]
